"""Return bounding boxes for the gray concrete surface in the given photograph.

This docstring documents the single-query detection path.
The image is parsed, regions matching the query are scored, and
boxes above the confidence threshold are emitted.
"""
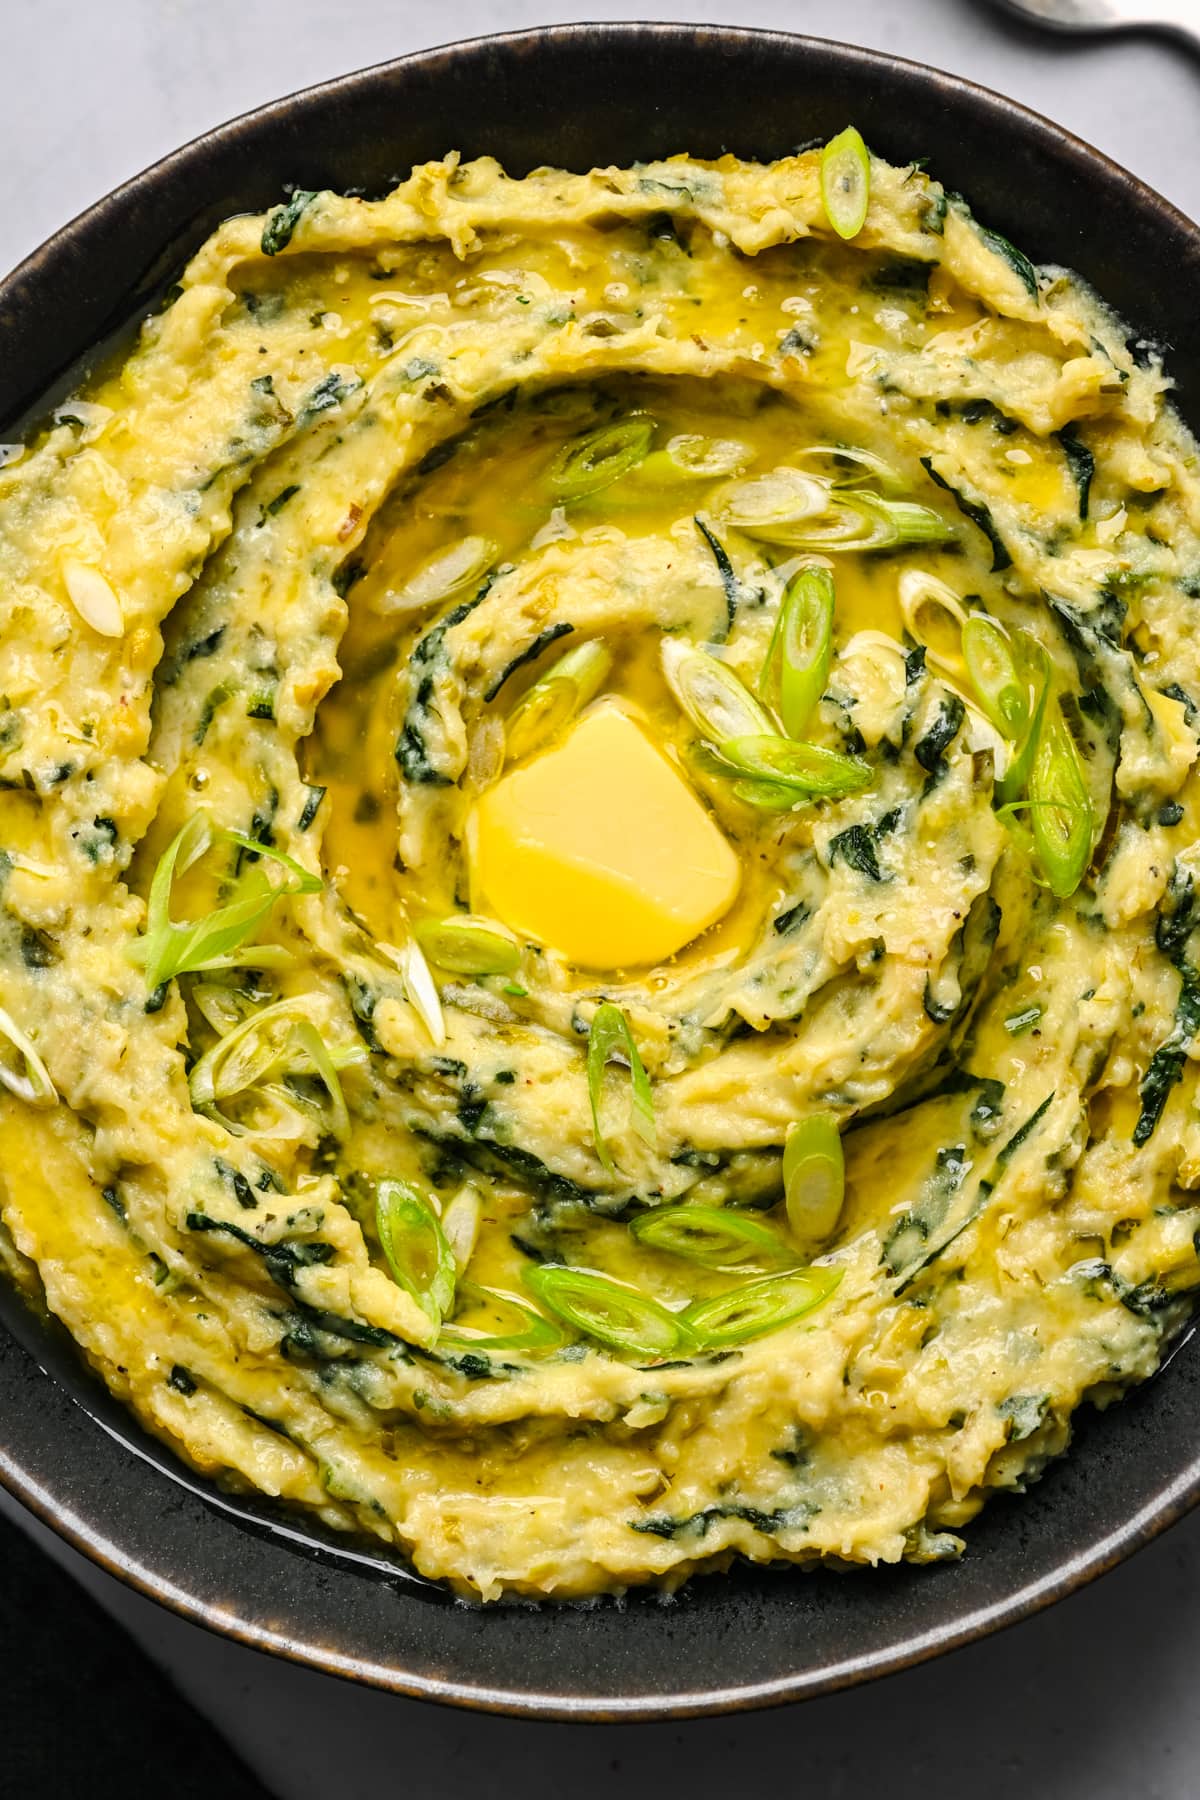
[3,2,1200,1795]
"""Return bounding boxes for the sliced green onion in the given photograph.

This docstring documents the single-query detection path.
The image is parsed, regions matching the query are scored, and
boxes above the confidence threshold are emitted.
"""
[683,1266,843,1347]
[962,615,1029,739]
[415,915,521,976]
[375,1177,456,1328]
[587,1002,656,1175]
[522,1263,685,1358]
[688,742,809,814]
[188,997,364,1135]
[630,1203,794,1272]
[783,1114,845,1245]
[0,1004,57,1107]
[844,495,953,550]
[131,812,320,991]
[383,936,444,1047]
[717,467,829,537]
[289,1018,351,1137]
[821,127,871,240]
[724,486,950,554]
[549,417,656,501]
[899,571,970,679]
[760,567,835,737]
[732,777,813,812]
[997,631,1052,807]
[384,535,497,615]
[717,734,872,798]
[1028,698,1094,898]
[190,982,258,1036]
[794,445,902,493]
[188,1001,307,1107]
[660,638,773,743]
[440,1183,483,1272]
[636,434,752,485]
[439,1281,564,1351]
[504,639,612,763]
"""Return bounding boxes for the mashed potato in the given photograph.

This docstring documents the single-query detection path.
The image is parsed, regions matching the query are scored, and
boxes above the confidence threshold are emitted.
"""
[1,145,1199,1599]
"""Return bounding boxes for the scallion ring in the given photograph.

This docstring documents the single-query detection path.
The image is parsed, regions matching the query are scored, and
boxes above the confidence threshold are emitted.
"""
[504,639,612,763]
[440,1183,483,1272]
[636,434,752,485]
[630,1203,795,1272]
[793,444,902,493]
[682,1266,843,1347]
[375,1177,456,1328]
[439,1281,564,1352]
[783,1113,845,1245]
[660,637,773,744]
[731,777,813,812]
[962,614,1029,740]
[716,466,830,537]
[416,915,521,977]
[381,535,498,616]
[1028,697,1094,898]
[378,936,445,1047]
[997,631,1052,807]
[898,570,971,679]
[820,126,871,240]
[548,417,656,501]
[759,566,835,738]
[717,734,873,798]
[522,1264,687,1359]
[0,1004,57,1107]
[587,1002,656,1175]
[187,997,364,1136]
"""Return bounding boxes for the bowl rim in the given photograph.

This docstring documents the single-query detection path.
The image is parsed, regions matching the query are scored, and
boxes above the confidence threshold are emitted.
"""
[3,19,1200,1720]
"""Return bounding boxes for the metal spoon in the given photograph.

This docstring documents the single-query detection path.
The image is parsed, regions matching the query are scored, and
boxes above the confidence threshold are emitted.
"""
[988,0,1200,50]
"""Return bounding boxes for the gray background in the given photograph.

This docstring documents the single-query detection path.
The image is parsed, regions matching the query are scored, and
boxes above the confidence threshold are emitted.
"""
[3,1,1200,1795]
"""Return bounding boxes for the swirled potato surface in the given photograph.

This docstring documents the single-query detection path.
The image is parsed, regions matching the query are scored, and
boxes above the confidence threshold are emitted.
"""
[1,150,1200,1599]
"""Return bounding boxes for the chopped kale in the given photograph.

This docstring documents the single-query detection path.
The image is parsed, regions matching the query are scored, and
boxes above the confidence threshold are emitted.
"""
[778,325,815,357]
[631,1499,817,1540]
[214,1157,257,1211]
[186,1212,400,1347]
[979,227,1039,298]
[1056,429,1095,521]
[882,1144,970,1275]
[921,457,1011,571]
[297,784,326,831]
[261,189,318,256]
[20,927,58,970]
[396,595,486,785]
[694,516,740,639]
[904,645,927,686]
[914,695,966,784]
[333,557,366,599]
[828,824,882,882]
[184,626,226,662]
[299,371,361,426]
[483,622,574,702]
[773,900,812,935]
[998,1393,1048,1442]
[261,484,300,521]
[1134,965,1200,1146]
[1159,682,1197,726]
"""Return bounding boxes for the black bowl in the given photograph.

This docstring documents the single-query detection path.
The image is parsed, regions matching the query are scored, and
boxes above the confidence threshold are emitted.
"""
[2,23,1199,1720]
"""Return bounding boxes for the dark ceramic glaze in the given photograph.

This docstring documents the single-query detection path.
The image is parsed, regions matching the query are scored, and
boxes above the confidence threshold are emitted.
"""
[1,24,1199,1720]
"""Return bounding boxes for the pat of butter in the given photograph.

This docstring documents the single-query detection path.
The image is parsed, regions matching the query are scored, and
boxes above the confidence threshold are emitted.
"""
[471,704,740,969]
